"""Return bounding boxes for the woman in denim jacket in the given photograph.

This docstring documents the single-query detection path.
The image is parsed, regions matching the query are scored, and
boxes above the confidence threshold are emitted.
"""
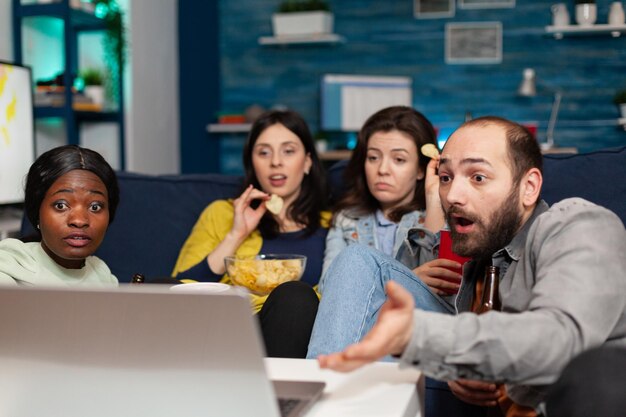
[310,106,463,359]
[319,106,462,297]
[308,107,483,416]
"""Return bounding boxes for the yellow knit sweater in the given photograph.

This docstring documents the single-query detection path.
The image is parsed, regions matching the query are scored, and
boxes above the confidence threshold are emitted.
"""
[172,199,330,313]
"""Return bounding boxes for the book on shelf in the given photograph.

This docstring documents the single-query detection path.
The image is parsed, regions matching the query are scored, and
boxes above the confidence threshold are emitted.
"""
[35,86,78,93]
[72,102,103,112]
[34,88,101,111]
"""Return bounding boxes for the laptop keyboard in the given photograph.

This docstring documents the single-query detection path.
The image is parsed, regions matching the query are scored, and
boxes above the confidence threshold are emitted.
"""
[278,398,303,417]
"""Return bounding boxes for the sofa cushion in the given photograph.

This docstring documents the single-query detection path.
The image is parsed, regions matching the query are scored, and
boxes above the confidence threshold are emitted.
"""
[97,172,242,282]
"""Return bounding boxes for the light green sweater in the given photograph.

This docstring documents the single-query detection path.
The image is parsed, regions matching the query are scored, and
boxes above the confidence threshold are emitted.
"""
[0,238,118,287]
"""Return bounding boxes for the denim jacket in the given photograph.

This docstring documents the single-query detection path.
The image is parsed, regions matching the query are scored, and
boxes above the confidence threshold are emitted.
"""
[320,209,437,292]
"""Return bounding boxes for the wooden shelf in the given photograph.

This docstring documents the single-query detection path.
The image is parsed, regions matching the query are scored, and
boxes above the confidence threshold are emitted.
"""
[319,149,352,161]
[206,123,252,133]
[34,106,121,122]
[546,24,626,39]
[74,110,122,122]
[258,33,345,46]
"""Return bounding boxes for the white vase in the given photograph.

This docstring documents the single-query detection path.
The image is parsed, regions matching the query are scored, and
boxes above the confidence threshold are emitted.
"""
[272,11,334,37]
[84,85,105,107]
[576,3,597,27]
[609,2,625,25]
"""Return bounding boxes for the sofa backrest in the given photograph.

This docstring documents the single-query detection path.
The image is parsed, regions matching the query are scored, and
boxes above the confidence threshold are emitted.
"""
[20,146,625,283]
[541,147,626,220]
[91,146,626,282]
[97,172,242,282]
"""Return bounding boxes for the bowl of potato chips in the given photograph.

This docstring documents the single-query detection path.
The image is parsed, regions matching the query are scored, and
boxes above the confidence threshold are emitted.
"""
[224,254,307,295]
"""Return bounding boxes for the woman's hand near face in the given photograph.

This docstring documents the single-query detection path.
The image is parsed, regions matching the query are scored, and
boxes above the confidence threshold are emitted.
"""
[412,258,462,295]
[423,156,445,233]
[206,185,268,275]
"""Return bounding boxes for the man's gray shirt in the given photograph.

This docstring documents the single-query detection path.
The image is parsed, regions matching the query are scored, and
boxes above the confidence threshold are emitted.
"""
[400,198,626,407]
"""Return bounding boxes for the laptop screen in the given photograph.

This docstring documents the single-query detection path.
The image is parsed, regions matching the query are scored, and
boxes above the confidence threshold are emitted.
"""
[0,285,323,417]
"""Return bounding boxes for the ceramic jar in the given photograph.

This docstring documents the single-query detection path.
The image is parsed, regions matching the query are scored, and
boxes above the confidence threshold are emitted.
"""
[609,2,625,25]
[552,3,571,26]
[576,2,597,26]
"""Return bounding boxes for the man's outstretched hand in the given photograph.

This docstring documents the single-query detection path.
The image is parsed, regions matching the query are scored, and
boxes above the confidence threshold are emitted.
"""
[317,281,415,372]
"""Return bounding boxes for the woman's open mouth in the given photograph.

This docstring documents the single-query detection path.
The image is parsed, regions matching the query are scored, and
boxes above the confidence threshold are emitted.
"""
[269,174,286,187]
[64,234,92,248]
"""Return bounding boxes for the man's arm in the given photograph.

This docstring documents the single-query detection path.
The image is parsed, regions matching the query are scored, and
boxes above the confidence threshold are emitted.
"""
[402,200,626,385]
[320,200,626,387]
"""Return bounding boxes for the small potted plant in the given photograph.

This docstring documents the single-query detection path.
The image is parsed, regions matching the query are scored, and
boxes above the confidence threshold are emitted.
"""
[613,88,626,118]
[272,0,333,38]
[80,68,105,107]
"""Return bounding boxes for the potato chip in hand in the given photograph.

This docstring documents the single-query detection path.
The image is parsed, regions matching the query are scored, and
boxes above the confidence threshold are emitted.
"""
[420,143,439,159]
[266,194,284,214]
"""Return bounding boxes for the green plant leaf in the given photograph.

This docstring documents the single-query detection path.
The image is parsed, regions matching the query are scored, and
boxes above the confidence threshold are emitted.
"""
[80,68,104,86]
[90,0,126,105]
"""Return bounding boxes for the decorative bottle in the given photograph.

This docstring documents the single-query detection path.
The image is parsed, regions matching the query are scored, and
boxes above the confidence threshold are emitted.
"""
[476,266,501,314]
[609,2,625,25]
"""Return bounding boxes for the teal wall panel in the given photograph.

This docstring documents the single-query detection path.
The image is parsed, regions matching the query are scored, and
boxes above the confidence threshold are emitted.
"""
[211,0,626,174]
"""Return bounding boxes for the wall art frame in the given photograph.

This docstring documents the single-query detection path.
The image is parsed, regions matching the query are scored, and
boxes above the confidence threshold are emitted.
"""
[445,22,502,64]
[414,0,455,18]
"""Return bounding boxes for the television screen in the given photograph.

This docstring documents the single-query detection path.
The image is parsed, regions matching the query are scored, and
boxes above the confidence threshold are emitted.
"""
[0,61,35,204]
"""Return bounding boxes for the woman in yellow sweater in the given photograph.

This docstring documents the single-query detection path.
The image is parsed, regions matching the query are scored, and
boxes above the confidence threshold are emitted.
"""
[172,109,329,358]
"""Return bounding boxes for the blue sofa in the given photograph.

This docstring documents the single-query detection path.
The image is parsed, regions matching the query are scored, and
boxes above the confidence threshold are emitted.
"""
[84,146,626,283]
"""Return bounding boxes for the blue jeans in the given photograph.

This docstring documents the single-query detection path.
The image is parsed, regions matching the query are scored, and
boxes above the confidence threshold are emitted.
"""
[307,244,455,359]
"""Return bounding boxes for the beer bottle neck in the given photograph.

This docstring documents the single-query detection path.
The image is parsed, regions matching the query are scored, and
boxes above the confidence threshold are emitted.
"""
[131,273,145,284]
[476,265,500,314]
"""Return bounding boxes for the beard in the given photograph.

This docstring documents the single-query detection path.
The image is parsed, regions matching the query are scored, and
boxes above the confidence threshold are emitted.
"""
[446,186,523,260]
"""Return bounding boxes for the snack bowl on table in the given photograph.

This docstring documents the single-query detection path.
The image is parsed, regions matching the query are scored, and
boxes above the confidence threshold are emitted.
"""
[224,254,307,295]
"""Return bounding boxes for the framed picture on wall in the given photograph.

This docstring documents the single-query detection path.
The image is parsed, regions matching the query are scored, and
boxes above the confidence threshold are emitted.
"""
[459,0,515,9]
[414,0,455,18]
[445,22,502,64]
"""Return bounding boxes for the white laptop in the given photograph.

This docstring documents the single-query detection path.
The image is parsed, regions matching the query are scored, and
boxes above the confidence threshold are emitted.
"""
[0,285,325,417]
